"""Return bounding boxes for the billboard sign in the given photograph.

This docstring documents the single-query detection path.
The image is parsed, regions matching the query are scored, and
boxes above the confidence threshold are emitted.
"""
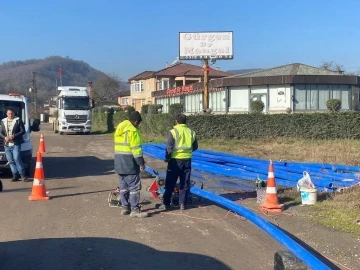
[179,31,233,60]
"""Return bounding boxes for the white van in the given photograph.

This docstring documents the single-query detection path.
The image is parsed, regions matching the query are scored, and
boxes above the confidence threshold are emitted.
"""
[0,93,40,176]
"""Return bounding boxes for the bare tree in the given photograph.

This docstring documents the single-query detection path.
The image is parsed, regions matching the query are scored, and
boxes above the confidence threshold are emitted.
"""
[346,69,360,76]
[94,73,122,102]
[320,61,345,73]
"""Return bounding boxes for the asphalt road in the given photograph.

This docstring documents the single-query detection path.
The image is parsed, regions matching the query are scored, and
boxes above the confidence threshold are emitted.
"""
[0,124,284,270]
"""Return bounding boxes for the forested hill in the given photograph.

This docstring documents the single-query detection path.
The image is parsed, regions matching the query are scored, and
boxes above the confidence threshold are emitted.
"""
[0,56,129,103]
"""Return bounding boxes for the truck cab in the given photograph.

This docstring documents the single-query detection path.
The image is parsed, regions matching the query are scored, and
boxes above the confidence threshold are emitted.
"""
[0,93,40,176]
[53,86,94,135]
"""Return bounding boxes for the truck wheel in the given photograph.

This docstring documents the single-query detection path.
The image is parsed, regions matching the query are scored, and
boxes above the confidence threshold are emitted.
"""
[59,132,64,135]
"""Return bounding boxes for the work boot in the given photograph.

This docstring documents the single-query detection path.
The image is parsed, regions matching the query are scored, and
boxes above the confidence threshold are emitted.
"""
[11,174,20,182]
[121,206,131,215]
[130,207,149,218]
[158,203,170,211]
[21,175,30,182]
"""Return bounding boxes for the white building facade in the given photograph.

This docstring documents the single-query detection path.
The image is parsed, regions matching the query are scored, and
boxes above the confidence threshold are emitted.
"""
[153,63,360,114]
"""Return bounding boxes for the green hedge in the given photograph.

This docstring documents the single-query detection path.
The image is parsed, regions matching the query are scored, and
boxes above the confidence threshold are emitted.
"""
[92,110,360,140]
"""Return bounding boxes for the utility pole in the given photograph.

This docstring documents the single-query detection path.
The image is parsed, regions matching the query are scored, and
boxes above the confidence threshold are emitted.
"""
[203,59,210,110]
[59,64,63,86]
[30,72,38,118]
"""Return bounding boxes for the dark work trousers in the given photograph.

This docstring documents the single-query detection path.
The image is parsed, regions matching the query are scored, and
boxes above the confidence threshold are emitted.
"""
[163,158,191,206]
[118,174,141,210]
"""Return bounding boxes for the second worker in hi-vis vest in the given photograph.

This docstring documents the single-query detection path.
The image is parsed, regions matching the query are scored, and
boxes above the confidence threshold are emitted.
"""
[114,111,148,218]
[159,113,198,211]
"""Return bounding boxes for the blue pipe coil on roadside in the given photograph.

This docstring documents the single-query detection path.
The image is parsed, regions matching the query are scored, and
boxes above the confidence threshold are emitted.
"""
[142,143,360,190]
[144,166,330,270]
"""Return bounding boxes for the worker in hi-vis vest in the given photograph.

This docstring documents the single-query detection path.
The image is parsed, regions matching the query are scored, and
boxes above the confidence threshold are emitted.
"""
[159,113,198,211]
[114,111,148,218]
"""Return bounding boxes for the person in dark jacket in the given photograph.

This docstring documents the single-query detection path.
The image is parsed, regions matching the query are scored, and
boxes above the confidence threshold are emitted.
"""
[114,111,148,218]
[159,113,198,211]
[0,108,28,182]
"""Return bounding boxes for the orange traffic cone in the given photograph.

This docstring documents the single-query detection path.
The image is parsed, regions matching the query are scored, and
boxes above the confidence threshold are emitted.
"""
[29,152,49,201]
[260,161,283,213]
[38,132,46,153]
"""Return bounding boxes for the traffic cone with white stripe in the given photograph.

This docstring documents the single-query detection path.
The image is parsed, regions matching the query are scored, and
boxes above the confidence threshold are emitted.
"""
[29,152,49,201]
[38,132,46,153]
[260,160,283,212]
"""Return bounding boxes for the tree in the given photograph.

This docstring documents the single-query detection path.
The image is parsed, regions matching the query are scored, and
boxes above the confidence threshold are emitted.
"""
[320,61,360,75]
[94,73,122,102]
[320,61,344,73]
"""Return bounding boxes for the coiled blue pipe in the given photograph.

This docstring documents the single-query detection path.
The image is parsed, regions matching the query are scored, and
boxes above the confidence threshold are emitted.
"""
[144,166,330,270]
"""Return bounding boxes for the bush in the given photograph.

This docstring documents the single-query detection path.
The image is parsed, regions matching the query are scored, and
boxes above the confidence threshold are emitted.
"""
[141,104,150,114]
[148,104,163,115]
[124,105,135,114]
[169,103,184,116]
[113,107,123,112]
[142,113,173,137]
[326,99,341,112]
[113,111,128,127]
[94,107,110,113]
[187,112,360,140]
[250,100,264,114]
[92,111,360,140]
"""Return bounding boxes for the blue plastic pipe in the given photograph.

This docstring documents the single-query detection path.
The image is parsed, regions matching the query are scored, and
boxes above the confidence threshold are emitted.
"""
[142,143,360,190]
[144,166,330,270]
[189,187,331,270]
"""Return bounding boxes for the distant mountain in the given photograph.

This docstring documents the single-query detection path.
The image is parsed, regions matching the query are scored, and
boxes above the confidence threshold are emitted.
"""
[226,68,263,75]
[0,56,129,104]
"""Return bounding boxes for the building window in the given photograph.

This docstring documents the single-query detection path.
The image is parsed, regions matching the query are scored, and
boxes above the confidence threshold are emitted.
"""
[157,80,170,90]
[132,100,136,107]
[141,99,145,106]
[121,98,129,105]
[131,81,144,92]
[294,84,350,110]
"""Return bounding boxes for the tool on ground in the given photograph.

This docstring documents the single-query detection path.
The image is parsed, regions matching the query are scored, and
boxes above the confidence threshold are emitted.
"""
[260,160,283,212]
[108,187,122,207]
[146,169,196,206]
[38,132,46,153]
[29,152,49,201]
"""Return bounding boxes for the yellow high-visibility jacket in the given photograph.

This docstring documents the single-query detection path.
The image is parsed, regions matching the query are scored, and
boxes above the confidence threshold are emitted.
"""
[166,124,197,159]
[114,120,144,175]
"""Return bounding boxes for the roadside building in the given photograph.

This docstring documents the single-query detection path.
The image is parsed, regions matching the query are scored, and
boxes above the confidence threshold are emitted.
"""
[152,63,360,114]
[117,90,132,110]
[128,63,232,112]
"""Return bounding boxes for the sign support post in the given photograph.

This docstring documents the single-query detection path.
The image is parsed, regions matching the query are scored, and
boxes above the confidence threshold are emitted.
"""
[203,60,209,110]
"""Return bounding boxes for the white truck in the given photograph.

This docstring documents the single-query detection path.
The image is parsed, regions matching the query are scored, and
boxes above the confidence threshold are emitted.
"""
[0,93,40,176]
[53,86,94,135]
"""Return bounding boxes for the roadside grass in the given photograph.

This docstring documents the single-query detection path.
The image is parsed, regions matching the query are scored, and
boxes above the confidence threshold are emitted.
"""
[308,186,360,235]
[99,129,360,235]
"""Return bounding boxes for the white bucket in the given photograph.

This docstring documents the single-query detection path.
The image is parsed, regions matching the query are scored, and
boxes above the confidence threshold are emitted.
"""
[300,188,317,205]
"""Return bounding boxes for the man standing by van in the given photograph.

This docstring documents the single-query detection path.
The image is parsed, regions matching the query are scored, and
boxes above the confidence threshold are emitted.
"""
[0,108,28,182]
